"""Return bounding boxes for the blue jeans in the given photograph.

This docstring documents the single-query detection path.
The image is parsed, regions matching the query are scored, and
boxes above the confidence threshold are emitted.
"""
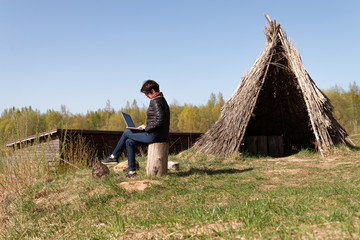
[112,130,158,171]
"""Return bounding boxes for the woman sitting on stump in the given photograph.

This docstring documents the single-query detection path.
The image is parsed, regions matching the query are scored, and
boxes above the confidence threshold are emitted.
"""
[101,80,170,178]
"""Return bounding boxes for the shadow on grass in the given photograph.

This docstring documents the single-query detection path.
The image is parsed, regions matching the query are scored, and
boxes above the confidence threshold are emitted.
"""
[348,144,360,151]
[170,167,253,177]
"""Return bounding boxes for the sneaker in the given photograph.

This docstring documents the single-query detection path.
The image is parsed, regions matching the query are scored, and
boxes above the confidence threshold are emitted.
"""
[101,156,118,165]
[124,172,137,178]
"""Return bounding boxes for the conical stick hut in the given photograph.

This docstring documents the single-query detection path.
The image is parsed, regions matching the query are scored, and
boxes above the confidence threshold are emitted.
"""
[192,15,351,157]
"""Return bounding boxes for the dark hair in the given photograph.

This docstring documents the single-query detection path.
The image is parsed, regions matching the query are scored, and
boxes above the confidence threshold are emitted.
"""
[140,80,160,94]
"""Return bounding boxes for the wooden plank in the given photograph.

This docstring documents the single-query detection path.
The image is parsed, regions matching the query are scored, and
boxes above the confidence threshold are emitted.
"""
[245,136,257,154]
[257,136,268,156]
[268,136,284,157]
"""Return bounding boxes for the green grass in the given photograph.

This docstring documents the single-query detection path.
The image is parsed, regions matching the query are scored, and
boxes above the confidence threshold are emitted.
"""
[350,134,360,146]
[1,148,360,239]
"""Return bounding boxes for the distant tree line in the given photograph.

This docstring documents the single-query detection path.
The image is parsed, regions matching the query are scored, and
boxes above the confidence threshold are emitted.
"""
[0,93,224,143]
[1,82,359,144]
[324,82,359,136]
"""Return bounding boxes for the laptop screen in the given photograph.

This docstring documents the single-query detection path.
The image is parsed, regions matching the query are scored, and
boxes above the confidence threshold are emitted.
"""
[121,112,135,128]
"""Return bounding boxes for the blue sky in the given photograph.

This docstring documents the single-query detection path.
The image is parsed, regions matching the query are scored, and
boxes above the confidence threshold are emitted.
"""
[1,0,359,114]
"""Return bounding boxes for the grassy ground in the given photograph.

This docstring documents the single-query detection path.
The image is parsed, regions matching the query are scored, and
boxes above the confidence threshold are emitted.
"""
[350,134,360,146]
[1,147,360,239]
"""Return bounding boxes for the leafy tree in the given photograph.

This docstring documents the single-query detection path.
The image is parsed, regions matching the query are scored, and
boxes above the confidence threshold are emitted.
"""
[169,100,183,132]
[198,93,224,132]
[102,99,113,129]
[177,104,200,132]
[348,82,359,133]
[108,113,125,131]
[325,82,360,135]
[45,110,63,129]
[68,114,89,129]
[86,111,102,130]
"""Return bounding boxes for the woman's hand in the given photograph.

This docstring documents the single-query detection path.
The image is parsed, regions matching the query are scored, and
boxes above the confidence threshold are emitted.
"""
[138,124,146,130]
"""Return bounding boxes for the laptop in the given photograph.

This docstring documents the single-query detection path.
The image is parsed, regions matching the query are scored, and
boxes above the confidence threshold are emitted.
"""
[121,112,145,131]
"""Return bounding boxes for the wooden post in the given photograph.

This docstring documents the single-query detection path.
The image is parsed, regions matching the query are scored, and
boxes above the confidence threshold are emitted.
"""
[257,136,268,156]
[268,136,284,157]
[146,142,169,176]
[245,136,257,154]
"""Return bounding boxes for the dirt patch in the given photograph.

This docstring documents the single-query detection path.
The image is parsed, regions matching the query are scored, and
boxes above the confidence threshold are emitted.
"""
[118,180,161,192]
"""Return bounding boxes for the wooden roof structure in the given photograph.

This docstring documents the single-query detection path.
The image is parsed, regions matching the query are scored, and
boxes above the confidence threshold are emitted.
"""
[192,15,351,157]
[7,129,202,157]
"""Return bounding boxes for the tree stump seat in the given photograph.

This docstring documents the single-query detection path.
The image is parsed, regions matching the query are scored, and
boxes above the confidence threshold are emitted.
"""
[146,142,169,176]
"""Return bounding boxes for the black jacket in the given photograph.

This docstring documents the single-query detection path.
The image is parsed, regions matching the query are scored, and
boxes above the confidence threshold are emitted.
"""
[145,96,170,141]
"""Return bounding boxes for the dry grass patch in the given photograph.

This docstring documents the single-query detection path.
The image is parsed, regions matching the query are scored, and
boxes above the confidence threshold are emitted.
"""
[118,226,175,240]
[258,184,278,191]
[120,221,244,239]
[88,186,108,196]
[266,168,301,175]
[302,221,357,239]
[118,180,161,192]
[0,208,7,227]
[184,221,244,238]
[35,187,81,207]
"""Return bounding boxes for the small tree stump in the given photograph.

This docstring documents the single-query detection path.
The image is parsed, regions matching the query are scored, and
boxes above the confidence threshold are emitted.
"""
[146,142,169,176]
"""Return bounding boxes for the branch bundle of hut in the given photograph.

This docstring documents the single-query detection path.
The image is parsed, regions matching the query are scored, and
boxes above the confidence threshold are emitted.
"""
[192,15,352,157]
